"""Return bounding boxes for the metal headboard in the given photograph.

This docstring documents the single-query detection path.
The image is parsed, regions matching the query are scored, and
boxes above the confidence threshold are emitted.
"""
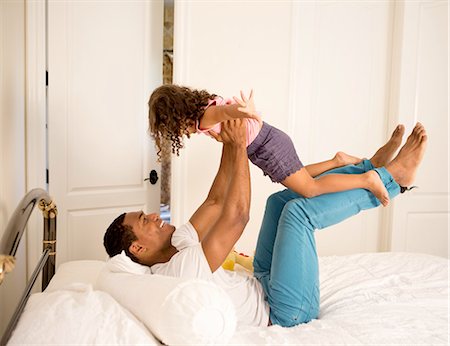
[0,188,57,346]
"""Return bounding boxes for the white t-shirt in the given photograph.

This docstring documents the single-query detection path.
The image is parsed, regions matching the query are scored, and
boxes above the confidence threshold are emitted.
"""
[151,222,270,327]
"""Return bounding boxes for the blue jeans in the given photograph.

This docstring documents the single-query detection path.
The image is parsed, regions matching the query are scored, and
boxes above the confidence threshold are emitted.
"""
[253,160,400,327]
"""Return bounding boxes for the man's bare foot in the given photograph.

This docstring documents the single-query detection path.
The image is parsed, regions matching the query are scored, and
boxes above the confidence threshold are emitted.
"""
[364,170,390,206]
[334,151,362,166]
[386,123,427,187]
[370,124,405,167]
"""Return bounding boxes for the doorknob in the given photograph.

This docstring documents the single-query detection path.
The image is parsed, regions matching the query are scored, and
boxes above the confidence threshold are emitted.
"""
[144,170,159,185]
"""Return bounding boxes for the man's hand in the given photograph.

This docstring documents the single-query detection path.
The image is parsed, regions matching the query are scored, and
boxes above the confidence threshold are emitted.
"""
[209,119,247,146]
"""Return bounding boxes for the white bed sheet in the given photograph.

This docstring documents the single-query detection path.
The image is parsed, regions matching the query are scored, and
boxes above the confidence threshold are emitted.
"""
[8,252,449,345]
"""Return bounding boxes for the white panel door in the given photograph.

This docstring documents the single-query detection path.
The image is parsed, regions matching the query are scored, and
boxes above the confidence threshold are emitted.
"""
[389,0,448,258]
[48,1,163,264]
[290,1,393,255]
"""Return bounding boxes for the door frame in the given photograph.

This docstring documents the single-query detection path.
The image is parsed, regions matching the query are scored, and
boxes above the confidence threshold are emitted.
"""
[25,0,47,276]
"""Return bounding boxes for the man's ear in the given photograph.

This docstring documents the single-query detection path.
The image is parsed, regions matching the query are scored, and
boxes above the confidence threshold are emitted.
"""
[129,242,145,257]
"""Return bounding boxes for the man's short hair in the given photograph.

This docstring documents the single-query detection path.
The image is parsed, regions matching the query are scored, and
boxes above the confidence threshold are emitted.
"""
[103,213,139,263]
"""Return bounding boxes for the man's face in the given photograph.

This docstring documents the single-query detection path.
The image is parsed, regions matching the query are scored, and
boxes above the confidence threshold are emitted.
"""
[123,211,175,257]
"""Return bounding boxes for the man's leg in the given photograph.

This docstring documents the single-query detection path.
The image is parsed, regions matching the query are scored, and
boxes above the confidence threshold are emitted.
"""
[253,159,375,297]
[253,129,405,277]
[255,123,426,327]
[370,124,405,167]
[253,189,299,295]
[266,167,400,327]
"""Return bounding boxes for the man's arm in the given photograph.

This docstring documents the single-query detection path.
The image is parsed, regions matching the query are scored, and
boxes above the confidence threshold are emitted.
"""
[189,144,233,241]
[200,120,251,272]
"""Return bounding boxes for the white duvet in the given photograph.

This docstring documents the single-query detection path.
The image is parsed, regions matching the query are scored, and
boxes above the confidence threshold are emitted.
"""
[8,252,449,345]
[8,283,159,345]
[230,252,449,345]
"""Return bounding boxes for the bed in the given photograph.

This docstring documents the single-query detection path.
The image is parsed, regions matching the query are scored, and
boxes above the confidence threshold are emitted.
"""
[1,190,449,345]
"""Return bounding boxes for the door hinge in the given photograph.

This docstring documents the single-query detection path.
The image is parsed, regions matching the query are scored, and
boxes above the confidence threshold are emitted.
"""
[46,169,49,184]
[46,70,48,86]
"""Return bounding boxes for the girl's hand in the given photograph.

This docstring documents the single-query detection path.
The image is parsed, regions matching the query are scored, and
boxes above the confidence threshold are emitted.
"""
[233,90,262,124]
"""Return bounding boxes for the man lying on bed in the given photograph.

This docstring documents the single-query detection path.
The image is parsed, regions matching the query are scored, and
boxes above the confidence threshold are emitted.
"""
[103,119,427,328]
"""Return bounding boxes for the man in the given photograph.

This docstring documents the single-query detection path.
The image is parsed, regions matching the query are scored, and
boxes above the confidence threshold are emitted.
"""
[104,120,427,328]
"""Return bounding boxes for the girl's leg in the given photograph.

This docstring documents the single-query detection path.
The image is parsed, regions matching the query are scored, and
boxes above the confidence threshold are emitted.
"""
[318,159,374,176]
[304,151,362,178]
[253,159,374,296]
[283,163,390,206]
[264,166,400,327]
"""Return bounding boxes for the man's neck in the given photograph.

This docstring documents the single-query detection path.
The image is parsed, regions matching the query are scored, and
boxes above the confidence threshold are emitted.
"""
[142,245,178,267]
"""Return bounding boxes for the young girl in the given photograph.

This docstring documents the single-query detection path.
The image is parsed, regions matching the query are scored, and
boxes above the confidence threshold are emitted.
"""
[148,84,390,206]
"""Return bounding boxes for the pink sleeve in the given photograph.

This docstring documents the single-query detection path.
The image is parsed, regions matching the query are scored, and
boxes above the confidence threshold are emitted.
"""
[196,121,222,134]
[245,119,262,146]
[196,96,235,133]
[197,96,262,146]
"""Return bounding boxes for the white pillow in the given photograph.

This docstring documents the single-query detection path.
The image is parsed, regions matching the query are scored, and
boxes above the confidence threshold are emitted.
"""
[96,252,236,345]
[8,283,159,345]
[45,260,106,292]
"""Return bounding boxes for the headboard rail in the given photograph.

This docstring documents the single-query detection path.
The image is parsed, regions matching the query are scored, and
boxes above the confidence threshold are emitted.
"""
[0,188,57,346]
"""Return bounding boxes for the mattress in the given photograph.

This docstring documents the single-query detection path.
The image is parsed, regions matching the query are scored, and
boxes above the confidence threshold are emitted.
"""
[8,252,449,345]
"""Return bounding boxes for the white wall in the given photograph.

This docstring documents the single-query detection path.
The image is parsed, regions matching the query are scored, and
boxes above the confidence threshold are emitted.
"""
[172,1,391,255]
[172,1,292,254]
[0,0,27,335]
[172,0,448,257]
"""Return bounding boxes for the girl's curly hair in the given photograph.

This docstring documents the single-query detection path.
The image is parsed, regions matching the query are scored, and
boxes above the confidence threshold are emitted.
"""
[148,84,216,160]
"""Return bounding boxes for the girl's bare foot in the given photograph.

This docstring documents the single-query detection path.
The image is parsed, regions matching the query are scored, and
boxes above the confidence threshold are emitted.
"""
[365,170,390,206]
[370,124,405,167]
[386,123,427,187]
[334,151,362,166]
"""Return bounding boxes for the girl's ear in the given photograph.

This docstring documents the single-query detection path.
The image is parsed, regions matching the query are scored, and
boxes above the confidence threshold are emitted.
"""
[186,120,197,135]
